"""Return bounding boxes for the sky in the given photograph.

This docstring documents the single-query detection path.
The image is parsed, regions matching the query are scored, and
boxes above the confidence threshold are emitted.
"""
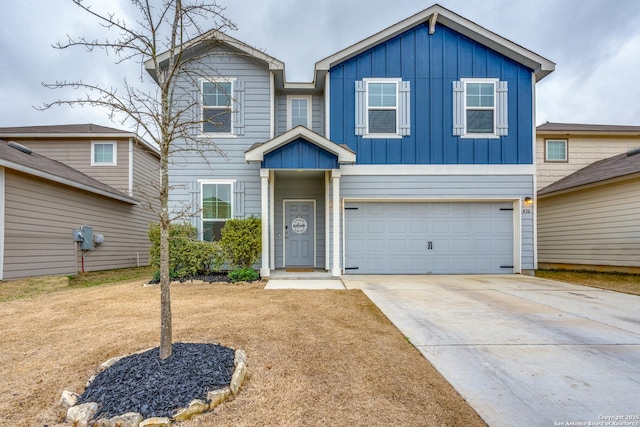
[1,0,640,132]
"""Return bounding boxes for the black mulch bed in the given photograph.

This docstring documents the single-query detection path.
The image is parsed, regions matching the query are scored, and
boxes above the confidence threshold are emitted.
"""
[148,273,260,285]
[77,343,235,420]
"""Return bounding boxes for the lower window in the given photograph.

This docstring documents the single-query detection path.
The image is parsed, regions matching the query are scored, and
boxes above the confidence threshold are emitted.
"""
[201,181,233,241]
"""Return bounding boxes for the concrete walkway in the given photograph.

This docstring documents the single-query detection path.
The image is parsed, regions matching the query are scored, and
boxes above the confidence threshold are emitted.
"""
[342,275,640,427]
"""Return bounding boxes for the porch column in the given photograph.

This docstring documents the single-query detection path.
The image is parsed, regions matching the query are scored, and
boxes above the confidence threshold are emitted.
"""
[260,168,270,278]
[331,169,341,277]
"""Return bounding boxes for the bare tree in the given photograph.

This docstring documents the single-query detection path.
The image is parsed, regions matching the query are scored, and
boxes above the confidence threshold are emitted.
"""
[41,0,237,359]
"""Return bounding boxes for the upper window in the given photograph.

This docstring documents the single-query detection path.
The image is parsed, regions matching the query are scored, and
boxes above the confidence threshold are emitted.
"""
[545,139,568,162]
[202,81,233,134]
[200,181,234,241]
[91,142,116,166]
[287,96,312,129]
[355,79,410,138]
[453,79,508,138]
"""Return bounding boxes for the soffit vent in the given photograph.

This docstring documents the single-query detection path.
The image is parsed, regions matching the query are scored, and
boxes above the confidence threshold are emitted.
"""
[8,141,33,154]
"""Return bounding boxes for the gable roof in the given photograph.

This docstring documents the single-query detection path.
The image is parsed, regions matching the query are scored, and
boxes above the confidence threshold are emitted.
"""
[537,122,640,135]
[245,126,355,164]
[538,147,640,197]
[315,4,555,82]
[0,124,160,156]
[0,140,138,204]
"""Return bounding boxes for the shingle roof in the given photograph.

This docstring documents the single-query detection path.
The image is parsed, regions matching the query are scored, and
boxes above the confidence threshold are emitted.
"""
[0,124,131,134]
[0,140,138,204]
[538,147,640,196]
[537,122,640,134]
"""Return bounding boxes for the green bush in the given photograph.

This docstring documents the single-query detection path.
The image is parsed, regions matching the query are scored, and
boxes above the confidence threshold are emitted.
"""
[220,217,262,269]
[228,267,259,283]
[148,222,224,279]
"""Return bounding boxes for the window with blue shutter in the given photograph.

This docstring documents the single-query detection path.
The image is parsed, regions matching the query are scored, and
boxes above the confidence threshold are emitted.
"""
[355,78,410,138]
[200,78,244,136]
[453,78,507,138]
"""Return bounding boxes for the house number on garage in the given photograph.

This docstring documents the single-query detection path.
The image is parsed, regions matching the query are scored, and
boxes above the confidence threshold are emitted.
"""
[291,216,307,234]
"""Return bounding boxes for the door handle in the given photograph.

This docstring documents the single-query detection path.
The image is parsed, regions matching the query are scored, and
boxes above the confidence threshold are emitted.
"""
[427,241,433,250]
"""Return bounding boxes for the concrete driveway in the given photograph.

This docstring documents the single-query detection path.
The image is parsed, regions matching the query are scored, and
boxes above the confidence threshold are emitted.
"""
[342,275,640,427]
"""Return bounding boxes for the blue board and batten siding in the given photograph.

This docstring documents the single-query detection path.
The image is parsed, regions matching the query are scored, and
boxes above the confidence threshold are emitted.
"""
[263,138,338,169]
[330,22,534,165]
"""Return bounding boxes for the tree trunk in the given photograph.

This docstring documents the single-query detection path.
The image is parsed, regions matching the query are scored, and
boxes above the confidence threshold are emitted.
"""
[159,126,172,359]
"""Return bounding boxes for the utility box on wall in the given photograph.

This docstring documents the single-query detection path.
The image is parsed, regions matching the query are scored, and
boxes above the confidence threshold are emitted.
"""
[72,225,95,250]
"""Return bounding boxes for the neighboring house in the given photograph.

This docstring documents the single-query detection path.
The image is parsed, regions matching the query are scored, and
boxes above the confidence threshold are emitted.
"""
[537,147,640,273]
[146,4,554,276]
[0,125,160,280]
[536,122,640,190]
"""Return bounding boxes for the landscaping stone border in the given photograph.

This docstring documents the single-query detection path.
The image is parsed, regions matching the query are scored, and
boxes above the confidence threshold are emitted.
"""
[58,348,247,427]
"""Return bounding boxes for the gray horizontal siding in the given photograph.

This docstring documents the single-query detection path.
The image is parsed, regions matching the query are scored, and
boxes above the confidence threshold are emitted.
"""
[340,174,535,270]
[538,178,640,268]
[275,94,324,137]
[3,170,155,279]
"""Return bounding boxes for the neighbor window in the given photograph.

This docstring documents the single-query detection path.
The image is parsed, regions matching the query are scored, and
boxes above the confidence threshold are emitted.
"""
[453,78,508,138]
[91,142,116,165]
[355,79,410,137]
[200,181,234,241]
[545,139,568,162]
[202,80,233,134]
[288,96,311,129]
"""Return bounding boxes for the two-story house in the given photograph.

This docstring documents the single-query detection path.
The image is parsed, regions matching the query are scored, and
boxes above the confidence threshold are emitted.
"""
[0,124,160,279]
[147,4,555,277]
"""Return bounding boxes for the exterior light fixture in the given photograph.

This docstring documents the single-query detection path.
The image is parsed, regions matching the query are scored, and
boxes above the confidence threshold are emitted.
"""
[524,197,533,206]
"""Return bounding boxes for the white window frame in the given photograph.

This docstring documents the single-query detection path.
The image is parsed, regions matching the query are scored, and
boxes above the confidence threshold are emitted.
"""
[545,139,568,162]
[364,78,401,139]
[462,78,499,139]
[91,141,117,166]
[201,78,236,138]
[287,95,312,130]
[198,179,236,241]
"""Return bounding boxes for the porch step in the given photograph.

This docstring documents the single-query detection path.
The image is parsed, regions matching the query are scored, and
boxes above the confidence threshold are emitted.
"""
[264,279,345,290]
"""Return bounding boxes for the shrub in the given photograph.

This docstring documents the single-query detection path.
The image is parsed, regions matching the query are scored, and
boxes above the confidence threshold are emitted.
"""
[228,267,259,283]
[148,222,224,279]
[220,217,261,269]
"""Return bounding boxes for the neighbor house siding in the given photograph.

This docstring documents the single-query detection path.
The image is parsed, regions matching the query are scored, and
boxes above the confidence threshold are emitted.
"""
[12,137,131,192]
[168,47,269,234]
[538,178,640,268]
[3,170,148,279]
[536,135,640,190]
[131,142,161,265]
[337,173,535,270]
[329,22,534,165]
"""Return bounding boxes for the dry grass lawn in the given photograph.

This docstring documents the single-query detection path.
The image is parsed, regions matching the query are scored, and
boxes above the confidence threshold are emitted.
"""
[536,269,640,296]
[0,277,485,426]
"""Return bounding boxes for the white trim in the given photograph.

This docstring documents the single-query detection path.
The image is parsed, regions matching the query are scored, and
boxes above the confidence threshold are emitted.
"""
[325,171,331,270]
[0,159,137,204]
[128,138,134,196]
[282,199,317,268]
[245,126,356,164]
[314,4,554,81]
[0,167,5,280]
[200,78,236,137]
[286,95,313,130]
[91,141,117,166]
[339,164,536,175]
[325,73,331,139]
[269,170,275,269]
[461,78,499,139]
[270,72,275,139]
[197,179,236,241]
[260,170,270,277]
[331,170,341,277]
[544,139,568,162]
[341,197,522,274]
[532,73,538,271]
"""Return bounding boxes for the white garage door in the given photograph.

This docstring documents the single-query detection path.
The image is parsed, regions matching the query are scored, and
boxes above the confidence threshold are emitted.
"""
[344,202,514,274]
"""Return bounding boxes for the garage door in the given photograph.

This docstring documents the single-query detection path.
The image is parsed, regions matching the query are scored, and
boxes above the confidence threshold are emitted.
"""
[344,202,514,274]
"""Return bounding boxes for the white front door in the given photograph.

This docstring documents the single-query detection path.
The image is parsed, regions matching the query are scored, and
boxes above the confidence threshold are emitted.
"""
[284,201,315,267]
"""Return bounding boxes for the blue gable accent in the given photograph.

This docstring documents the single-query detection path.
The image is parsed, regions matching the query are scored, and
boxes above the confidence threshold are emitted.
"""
[329,22,534,165]
[262,137,339,169]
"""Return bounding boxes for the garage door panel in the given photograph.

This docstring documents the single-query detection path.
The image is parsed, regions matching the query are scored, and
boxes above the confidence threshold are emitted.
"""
[345,202,514,274]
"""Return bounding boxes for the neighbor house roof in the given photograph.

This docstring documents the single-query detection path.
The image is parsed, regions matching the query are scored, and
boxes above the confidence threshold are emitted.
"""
[0,140,139,204]
[0,124,160,156]
[314,4,555,82]
[538,147,640,197]
[537,122,640,135]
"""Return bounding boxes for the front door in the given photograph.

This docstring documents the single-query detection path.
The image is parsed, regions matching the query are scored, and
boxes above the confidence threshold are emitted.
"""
[284,201,315,267]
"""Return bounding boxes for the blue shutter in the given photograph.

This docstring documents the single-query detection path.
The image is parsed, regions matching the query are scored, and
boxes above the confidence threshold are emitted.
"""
[355,80,366,136]
[496,81,508,136]
[452,80,464,136]
[398,80,411,136]
[233,80,245,136]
